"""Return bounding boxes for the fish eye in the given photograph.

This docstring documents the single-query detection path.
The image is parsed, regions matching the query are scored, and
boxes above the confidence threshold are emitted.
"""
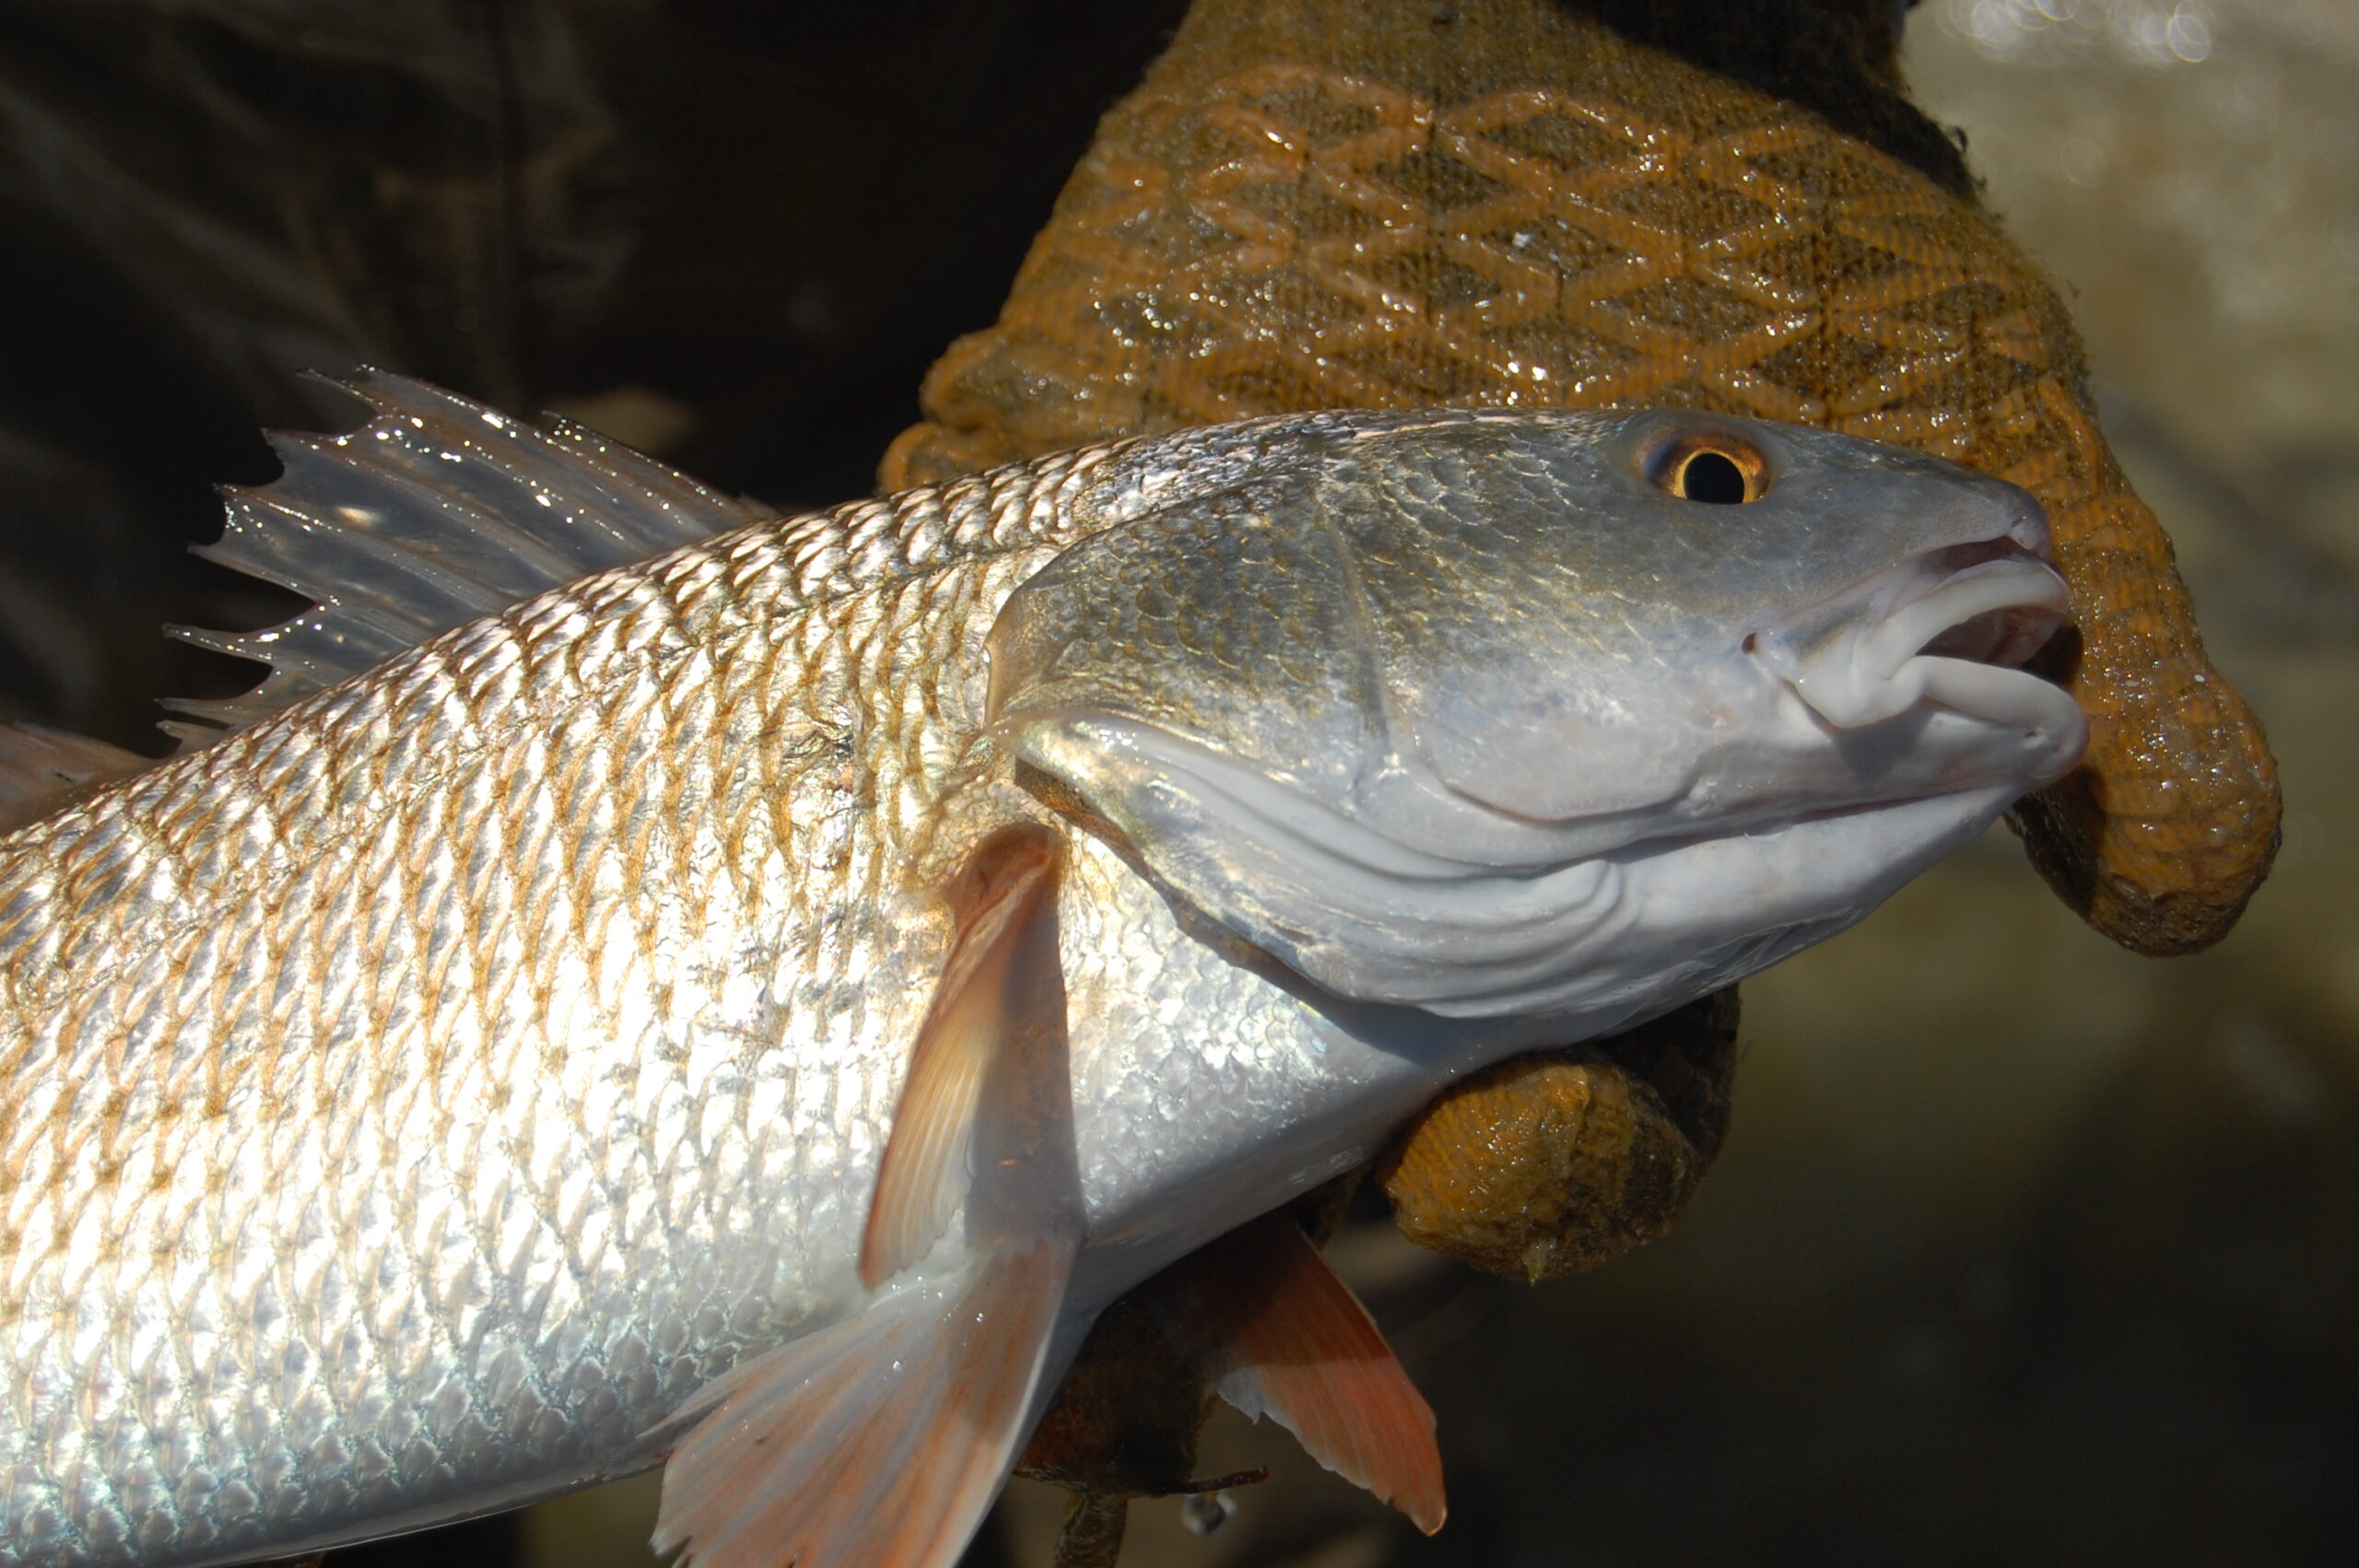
[1650,433,1768,505]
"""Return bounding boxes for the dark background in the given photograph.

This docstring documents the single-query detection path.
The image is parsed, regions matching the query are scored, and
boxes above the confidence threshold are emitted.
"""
[1,3,2353,1566]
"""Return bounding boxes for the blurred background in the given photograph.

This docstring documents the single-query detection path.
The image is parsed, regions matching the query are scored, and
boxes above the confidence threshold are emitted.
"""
[1,1,2353,1563]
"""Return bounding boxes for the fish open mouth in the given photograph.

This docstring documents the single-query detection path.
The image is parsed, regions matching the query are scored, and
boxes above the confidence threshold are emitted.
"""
[1753,532,2081,737]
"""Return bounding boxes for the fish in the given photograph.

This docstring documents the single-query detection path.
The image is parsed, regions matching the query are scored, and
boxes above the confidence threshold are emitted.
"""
[0,373,2085,1568]
[883,0,2280,961]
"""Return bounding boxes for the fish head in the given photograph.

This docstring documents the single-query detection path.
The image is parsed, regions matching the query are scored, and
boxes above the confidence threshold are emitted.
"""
[989,408,2086,1020]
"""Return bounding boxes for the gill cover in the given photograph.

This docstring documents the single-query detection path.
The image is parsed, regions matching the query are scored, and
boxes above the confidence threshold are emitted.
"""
[986,410,1698,1014]
[985,410,2082,1019]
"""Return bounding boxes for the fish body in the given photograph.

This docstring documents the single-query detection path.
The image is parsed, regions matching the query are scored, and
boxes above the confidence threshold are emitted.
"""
[0,384,2083,1568]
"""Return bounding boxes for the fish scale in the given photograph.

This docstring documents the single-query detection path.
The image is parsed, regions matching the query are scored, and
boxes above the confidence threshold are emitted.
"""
[0,386,2090,1568]
[4,497,1037,1564]
[0,409,1428,1568]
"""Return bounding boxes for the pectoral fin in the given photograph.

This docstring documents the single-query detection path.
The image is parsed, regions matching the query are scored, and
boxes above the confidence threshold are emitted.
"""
[648,821,1084,1568]
[863,822,1073,1287]
[650,1235,1074,1568]
[1171,1212,1446,1535]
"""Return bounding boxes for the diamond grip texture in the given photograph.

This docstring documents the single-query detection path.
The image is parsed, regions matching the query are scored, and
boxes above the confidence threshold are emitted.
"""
[882,0,2278,955]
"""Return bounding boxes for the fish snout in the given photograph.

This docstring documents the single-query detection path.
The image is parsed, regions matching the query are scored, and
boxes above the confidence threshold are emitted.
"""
[1751,532,2086,779]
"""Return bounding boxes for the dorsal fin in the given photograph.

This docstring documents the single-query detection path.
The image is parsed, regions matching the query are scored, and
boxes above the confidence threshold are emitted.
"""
[163,369,778,743]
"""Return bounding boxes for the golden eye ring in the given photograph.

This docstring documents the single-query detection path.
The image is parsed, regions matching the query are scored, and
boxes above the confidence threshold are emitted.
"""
[1651,433,1769,505]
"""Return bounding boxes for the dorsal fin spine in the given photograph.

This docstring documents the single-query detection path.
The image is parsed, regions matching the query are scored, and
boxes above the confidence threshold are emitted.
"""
[208,486,501,628]
[271,431,602,587]
[165,369,771,744]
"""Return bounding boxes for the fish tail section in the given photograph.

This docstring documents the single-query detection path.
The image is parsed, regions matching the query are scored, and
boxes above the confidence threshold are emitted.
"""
[1175,1212,1447,1535]
[651,1233,1078,1568]
[652,819,1085,1568]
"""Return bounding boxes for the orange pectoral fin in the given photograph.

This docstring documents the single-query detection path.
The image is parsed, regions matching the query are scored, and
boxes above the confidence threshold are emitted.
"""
[650,820,1086,1568]
[863,822,1072,1288]
[1172,1212,1447,1535]
[651,1235,1077,1568]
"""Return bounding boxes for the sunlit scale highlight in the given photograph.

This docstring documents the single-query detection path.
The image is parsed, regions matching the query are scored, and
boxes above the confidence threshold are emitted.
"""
[0,380,2080,1568]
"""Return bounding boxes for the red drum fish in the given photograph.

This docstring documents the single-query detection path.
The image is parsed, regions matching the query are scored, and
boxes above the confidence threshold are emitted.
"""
[0,376,2083,1568]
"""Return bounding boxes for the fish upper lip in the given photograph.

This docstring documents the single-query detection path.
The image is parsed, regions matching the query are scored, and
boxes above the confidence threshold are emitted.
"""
[1752,535,2076,731]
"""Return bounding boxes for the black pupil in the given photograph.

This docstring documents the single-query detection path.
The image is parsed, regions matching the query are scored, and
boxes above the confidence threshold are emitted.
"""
[1680,450,1748,504]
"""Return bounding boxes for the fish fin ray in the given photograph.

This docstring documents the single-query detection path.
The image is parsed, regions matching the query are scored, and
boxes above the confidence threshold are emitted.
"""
[651,1235,1078,1568]
[653,819,1082,1568]
[0,724,152,831]
[863,823,1070,1288]
[1185,1213,1447,1534]
[165,369,774,743]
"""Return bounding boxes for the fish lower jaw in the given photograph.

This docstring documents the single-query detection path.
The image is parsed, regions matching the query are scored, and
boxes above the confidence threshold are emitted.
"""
[1789,652,2085,761]
[1756,552,2084,778]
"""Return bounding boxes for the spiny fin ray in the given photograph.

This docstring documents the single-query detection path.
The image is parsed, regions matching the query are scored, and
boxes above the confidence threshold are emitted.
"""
[167,368,776,740]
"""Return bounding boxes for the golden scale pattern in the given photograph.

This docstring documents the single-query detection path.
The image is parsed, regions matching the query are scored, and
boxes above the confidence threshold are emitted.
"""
[886,0,2278,957]
[0,449,1121,1563]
